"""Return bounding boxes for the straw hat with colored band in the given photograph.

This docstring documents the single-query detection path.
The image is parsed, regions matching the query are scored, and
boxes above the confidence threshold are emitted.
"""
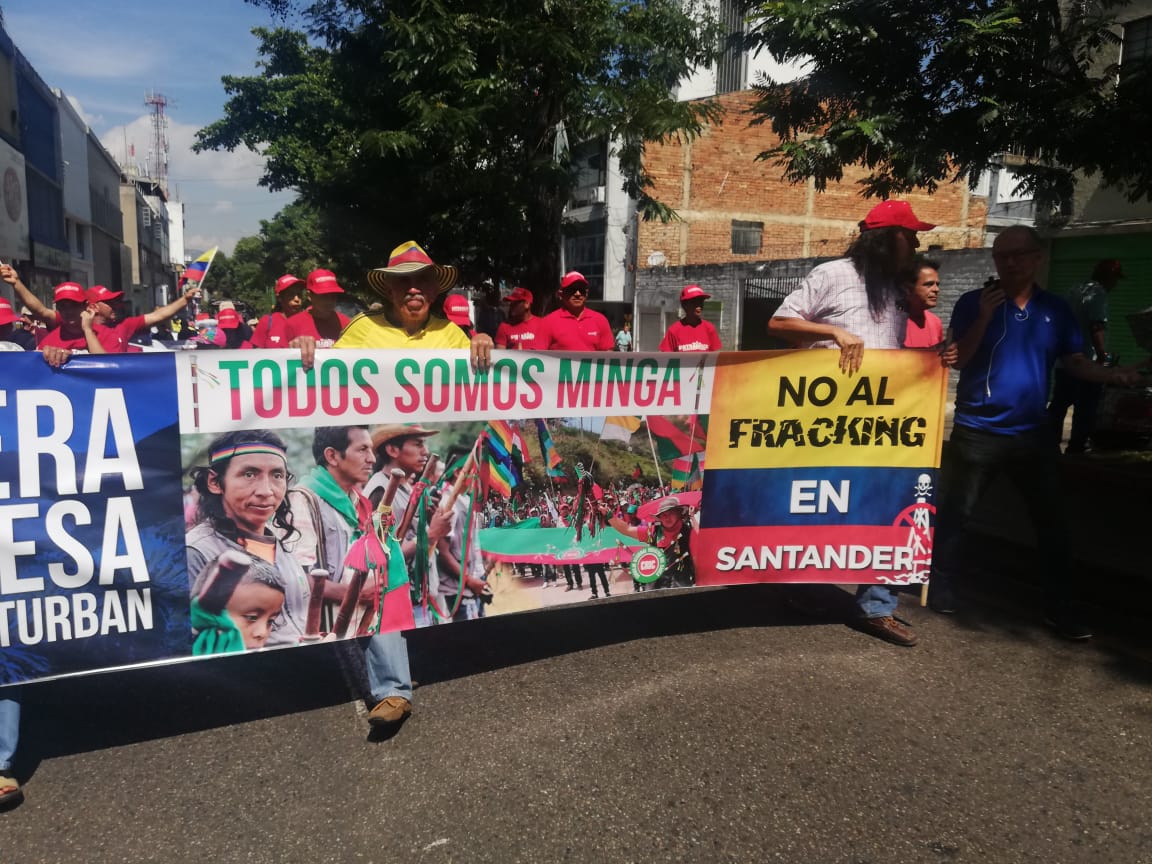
[366,242,457,297]
[370,423,440,451]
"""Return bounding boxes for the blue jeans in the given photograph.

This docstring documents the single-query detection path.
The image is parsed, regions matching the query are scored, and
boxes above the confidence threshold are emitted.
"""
[364,631,412,705]
[930,424,1071,604]
[855,585,899,619]
[0,696,19,773]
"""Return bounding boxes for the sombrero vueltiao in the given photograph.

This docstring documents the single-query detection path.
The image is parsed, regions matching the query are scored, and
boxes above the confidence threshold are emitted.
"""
[366,242,457,297]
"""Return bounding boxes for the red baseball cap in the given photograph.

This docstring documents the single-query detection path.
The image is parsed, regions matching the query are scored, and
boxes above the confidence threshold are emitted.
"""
[680,284,710,302]
[275,274,304,294]
[862,200,935,232]
[54,282,87,304]
[217,309,241,329]
[502,287,533,305]
[0,297,19,326]
[560,271,588,290]
[87,285,124,304]
[443,294,472,327]
[307,268,344,294]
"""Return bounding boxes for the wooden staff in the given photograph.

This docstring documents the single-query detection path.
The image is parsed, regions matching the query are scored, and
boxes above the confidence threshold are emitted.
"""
[394,453,441,542]
[301,568,330,641]
[436,444,479,515]
[331,469,407,638]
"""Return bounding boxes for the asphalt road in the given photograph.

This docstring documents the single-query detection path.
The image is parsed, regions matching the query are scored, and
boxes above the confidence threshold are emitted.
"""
[2,558,1150,864]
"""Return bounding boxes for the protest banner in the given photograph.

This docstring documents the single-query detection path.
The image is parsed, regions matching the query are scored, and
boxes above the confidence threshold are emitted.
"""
[1,348,945,687]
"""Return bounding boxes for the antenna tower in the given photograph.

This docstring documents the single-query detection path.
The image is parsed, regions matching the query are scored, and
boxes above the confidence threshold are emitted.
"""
[144,90,171,193]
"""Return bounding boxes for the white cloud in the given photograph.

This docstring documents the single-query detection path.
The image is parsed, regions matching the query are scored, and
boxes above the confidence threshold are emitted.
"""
[100,116,294,257]
[100,115,268,185]
[185,232,244,257]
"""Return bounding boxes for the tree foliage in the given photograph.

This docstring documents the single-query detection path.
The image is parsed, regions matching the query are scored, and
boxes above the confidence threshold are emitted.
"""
[743,0,1152,219]
[196,0,723,300]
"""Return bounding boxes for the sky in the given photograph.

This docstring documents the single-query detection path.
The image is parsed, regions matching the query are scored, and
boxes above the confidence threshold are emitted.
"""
[5,0,298,256]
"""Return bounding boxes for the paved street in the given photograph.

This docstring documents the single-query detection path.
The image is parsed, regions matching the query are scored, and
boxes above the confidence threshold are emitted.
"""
[3,551,1150,864]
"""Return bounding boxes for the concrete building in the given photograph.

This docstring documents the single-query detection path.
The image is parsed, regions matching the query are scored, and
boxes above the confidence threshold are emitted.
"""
[16,49,68,300]
[120,178,174,315]
[55,90,94,288]
[88,130,128,295]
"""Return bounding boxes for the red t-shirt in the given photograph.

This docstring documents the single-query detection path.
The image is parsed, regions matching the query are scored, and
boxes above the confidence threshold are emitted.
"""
[659,319,721,353]
[37,322,115,352]
[285,309,351,348]
[904,310,944,349]
[545,308,614,351]
[494,316,552,350]
[251,311,295,348]
[99,315,148,353]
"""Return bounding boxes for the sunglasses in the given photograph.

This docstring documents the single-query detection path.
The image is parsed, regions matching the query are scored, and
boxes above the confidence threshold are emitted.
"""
[562,285,588,296]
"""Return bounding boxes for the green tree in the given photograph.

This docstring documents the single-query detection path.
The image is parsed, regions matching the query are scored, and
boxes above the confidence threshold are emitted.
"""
[195,0,723,300]
[743,0,1152,219]
[227,235,274,314]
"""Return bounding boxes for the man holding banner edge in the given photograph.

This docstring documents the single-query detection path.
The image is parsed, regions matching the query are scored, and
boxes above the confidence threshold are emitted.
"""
[768,200,944,647]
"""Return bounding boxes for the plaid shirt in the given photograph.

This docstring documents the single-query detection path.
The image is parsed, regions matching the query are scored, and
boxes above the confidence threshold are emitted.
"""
[774,258,907,349]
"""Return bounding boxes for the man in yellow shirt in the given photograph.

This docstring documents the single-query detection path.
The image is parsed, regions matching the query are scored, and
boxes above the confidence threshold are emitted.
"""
[290,242,491,734]
[294,241,492,362]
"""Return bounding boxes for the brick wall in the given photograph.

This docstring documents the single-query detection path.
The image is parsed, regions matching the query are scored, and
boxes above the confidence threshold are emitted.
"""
[639,90,989,269]
[634,247,995,351]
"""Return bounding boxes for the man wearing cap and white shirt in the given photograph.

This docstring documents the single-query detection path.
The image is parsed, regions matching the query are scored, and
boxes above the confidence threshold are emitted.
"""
[660,285,722,352]
[251,274,307,348]
[545,271,614,351]
[286,269,352,348]
[87,283,202,352]
[769,199,938,647]
[495,287,551,349]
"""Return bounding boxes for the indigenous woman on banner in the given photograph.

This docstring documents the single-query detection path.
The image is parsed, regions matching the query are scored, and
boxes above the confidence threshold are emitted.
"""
[185,430,311,653]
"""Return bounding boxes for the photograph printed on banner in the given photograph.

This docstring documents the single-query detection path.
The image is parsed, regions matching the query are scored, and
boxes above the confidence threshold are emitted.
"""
[179,413,710,652]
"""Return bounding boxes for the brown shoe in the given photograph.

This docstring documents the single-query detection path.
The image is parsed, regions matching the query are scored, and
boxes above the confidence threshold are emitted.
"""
[852,616,918,647]
[368,696,412,727]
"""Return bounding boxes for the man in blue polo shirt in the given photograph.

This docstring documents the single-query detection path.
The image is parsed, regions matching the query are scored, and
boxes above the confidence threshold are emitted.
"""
[927,227,1143,639]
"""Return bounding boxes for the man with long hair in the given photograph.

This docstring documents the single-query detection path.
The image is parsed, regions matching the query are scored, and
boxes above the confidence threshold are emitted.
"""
[769,200,935,647]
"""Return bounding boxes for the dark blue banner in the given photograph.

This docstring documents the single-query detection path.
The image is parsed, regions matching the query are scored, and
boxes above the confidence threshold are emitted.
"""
[0,354,189,685]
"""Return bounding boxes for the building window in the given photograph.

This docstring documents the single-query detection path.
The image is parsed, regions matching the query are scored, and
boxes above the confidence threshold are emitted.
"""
[1123,16,1151,62]
[1122,15,1152,80]
[731,220,763,255]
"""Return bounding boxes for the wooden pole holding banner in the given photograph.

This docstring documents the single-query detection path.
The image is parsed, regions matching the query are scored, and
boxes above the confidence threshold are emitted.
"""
[643,418,664,487]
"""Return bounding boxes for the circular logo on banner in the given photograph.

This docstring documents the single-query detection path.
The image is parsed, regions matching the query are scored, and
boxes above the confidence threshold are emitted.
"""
[629,547,667,584]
